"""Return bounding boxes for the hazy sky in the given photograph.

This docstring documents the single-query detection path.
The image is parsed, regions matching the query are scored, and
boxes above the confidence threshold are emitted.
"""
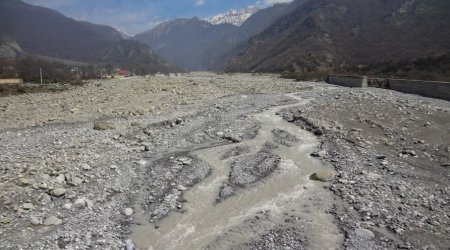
[23,0,294,35]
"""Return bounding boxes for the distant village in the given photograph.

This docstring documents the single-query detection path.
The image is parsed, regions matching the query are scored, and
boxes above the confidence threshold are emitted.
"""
[0,66,134,85]
[74,67,133,79]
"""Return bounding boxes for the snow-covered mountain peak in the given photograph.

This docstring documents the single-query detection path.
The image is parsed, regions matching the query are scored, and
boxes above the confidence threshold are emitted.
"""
[206,6,260,26]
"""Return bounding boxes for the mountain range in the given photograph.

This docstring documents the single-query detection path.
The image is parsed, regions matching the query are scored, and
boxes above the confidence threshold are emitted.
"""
[133,18,237,71]
[225,0,450,75]
[132,2,298,71]
[1,0,449,78]
[0,0,175,73]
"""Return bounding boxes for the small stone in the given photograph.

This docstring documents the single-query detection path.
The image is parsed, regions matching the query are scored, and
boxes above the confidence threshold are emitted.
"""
[402,149,417,156]
[40,193,52,204]
[223,134,241,143]
[311,170,336,182]
[143,129,153,136]
[43,215,62,226]
[137,160,147,166]
[365,172,381,181]
[22,203,35,210]
[69,108,79,113]
[74,198,93,209]
[17,178,31,186]
[441,163,450,167]
[311,150,327,158]
[123,208,133,216]
[177,157,192,166]
[64,203,73,209]
[94,122,116,130]
[72,177,83,186]
[177,197,187,203]
[355,228,375,239]
[131,122,146,128]
[398,243,413,249]
[0,216,13,224]
[55,174,65,183]
[3,197,11,205]
[86,199,94,208]
[50,188,67,197]
[175,118,183,124]
[74,199,86,208]
[360,221,374,228]
[177,185,188,191]
[125,239,135,250]
[38,183,48,190]
[29,216,41,225]
[66,175,83,186]
[81,163,91,171]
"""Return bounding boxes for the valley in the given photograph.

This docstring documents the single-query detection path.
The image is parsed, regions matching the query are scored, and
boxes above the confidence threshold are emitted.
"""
[0,73,448,249]
[1,0,450,249]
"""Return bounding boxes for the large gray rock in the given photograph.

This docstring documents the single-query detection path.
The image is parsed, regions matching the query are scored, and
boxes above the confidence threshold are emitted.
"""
[355,228,375,239]
[123,208,133,216]
[66,174,83,186]
[311,150,328,158]
[81,163,91,170]
[74,197,94,209]
[93,122,116,130]
[17,178,31,186]
[29,216,41,225]
[55,174,65,184]
[311,170,336,182]
[50,188,67,197]
[22,203,35,210]
[43,215,62,226]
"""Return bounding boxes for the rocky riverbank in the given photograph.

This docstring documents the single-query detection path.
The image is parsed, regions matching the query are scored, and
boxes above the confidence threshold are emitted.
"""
[0,73,448,249]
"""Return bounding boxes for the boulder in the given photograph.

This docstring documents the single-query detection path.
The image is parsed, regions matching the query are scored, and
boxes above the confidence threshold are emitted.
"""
[311,170,336,182]
[93,122,116,130]
[43,215,62,226]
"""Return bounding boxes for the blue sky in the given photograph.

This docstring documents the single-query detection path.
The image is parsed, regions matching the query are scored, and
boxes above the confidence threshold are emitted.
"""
[23,0,293,35]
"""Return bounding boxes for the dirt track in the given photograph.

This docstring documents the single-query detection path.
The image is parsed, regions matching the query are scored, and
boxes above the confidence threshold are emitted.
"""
[0,73,449,249]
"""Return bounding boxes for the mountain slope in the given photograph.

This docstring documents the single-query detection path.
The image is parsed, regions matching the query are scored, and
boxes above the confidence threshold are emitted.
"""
[0,0,117,61]
[0,36,23,60]
[226,0,450,73]
[79,21,124,43]
[133,17,238,71]
[235,1,305,44]
[134,2,302,71]
[0,0,175,73]
[100,40,177,74]
[217,1,304,67]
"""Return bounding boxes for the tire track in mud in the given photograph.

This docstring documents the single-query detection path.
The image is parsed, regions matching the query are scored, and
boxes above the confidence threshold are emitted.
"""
[130,93,343,249]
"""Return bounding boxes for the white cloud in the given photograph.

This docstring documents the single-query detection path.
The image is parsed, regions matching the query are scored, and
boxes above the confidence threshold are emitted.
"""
[194,0,205,6]
[23,0,77,9]
[256,0,293,7]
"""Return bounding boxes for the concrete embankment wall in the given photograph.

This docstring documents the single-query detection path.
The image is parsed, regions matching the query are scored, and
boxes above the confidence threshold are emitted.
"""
[388,79,450,101]
[0,78,23,84]
[326,75,450,101]
[327,75,368,88]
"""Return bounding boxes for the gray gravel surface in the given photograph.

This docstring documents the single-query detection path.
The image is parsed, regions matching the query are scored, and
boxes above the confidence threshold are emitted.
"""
[1,73,449,249]
[280,87,450,250]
